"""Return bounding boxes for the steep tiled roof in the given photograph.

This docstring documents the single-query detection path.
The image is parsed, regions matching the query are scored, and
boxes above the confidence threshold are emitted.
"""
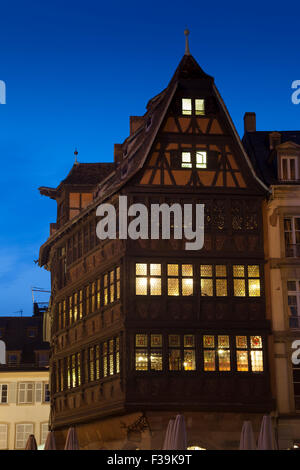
[62,162,115,185]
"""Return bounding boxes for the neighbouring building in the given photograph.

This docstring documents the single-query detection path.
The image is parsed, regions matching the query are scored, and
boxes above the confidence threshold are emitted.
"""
[0,304,50,450]
[39,37,275,450]
[243,122,300,449]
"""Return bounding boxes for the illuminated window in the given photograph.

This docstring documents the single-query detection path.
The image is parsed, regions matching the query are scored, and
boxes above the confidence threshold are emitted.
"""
[96,279,101,309]
[233,265,260,297]
[195,99,205,115]
[182,98,192,115]
[110,271,115,303]
[135,263,162,296]
[18,383,34,404]
[73,293,78,321]
[203,335,230,371]
[101,338,120,377]
[68,295,73,324]
[95,346,100,380]
[181,151,207,169]
[63,300,67,328]
[77,352,81,386]
[89,347,95,382]
[116,267,121,300]
[200,265,227,297]
[236,335,263,372]
[167,264,193,296]
[196,151,207,168]
[102,342,108,377]
[109,340,114,376]
[181,152,192,168]
[168,335,195,371]
[104,274,108,305]
[183,335,196,371]
[182,98,205,116]
[79,290,83,319]
[135,334,148,371]
[116,338,120,374]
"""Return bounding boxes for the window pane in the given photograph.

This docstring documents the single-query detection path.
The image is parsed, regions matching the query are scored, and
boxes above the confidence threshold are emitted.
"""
[201,278,213,296]
[169,349,181,370]
[218,335,229,348]
[169,335,180,347]
[182,278,193,296]
[184,335,195,347]
[136,277,147,295]
[150,351,162,371]
[203,335,215,348]
[200,265,213,277]
[195,99,205,115]
[168,264,178,276]
[237,351,249,371]
[216,265,227,277]
[248,279,260,297]
[168,278,179,296]
[151,334,162,347]
[182,264,193,277]
[135,350,148,371]
[248,265,260,277]
[196,151,207,168]
[251,350,263,372]
[233,265,245,277]
[250,336,262,349]
[150,264,161,276]
[234,279,246,296]
[236,336,247,349]
[218,350,231,371]
[182,98,192,115]
[182,152,192,168]
[216,279,227,296]
[183,350,196,370]
[150,277,161,295]
[136,263,147,275]
[204,350,215,371]
[136,334,147,347]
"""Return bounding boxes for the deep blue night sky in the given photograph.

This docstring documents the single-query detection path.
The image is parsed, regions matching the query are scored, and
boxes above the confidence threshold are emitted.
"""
[0,0,299,315]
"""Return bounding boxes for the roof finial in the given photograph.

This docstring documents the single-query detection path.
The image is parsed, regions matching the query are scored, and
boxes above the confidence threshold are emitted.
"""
[184,29,190,55]
[74,148,79,165]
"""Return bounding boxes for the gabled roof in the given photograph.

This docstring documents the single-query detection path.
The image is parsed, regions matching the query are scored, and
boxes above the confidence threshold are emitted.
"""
[242,131,300,186]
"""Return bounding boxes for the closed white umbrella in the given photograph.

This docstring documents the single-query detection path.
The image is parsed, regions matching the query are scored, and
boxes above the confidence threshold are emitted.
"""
[239,421,256,450]
[44,431,56,450]
[257,416,276,450]
[25,434,37,450]
[64,426,79,450]
[172,415,187,450]
[162,418,175,450]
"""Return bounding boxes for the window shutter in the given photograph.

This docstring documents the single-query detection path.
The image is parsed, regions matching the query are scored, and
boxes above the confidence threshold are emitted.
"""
[8,382,17,403]
[35,382,43,403]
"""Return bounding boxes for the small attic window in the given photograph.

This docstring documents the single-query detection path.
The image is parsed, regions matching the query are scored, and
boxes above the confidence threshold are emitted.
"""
[182,98,205,116]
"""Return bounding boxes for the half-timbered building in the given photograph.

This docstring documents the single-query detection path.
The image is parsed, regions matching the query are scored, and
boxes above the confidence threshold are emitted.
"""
[39,36,274,449]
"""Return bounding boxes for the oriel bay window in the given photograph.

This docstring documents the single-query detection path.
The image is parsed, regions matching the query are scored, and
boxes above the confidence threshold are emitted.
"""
[135,263,162,296]
[168,334,196,371]
[200,265,227,297]
[203,335,231,371]
[233,265,261,297]
[167,264,193,296]
[236,335,263,372]
[135,334,163,371]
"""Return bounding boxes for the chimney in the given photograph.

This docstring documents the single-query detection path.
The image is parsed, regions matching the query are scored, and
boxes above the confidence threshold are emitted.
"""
[130,116,144,135]
[243,112,256,133]
[269,132,281,150]
[114,144,123,165]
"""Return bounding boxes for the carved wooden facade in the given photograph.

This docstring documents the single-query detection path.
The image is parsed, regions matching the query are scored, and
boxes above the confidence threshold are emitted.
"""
[39,52,274,442]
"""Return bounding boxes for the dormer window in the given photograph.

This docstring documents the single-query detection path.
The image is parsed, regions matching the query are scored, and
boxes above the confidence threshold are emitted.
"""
[281,156,298,181]
[182,98,205,116]
[181,151,207,169]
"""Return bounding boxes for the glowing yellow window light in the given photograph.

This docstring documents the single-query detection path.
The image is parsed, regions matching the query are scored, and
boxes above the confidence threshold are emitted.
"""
[150,277,161,295]
[195,99,205,115]
[181,152,192,168]
[182,98,192,115]
[136,277,147,295]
